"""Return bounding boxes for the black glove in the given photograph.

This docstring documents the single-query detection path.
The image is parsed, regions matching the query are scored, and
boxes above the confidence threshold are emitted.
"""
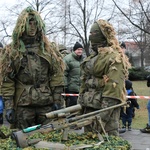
[5,109,15,124]
[52,104,61,111]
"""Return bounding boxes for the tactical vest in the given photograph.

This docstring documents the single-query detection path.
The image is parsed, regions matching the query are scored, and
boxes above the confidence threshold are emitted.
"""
[14,44,53,106]
[78,49,126,109]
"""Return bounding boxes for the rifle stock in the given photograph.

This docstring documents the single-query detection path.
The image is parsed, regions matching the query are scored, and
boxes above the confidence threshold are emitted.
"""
[12,102,127,148]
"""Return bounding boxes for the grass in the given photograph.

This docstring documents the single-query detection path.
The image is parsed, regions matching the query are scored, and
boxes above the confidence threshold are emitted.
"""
[128,81,149,129]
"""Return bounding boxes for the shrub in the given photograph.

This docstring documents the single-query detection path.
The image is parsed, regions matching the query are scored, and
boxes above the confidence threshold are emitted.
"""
[128,67,150,80]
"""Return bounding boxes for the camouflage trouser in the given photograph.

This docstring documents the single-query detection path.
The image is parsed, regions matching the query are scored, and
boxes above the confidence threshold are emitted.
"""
[15,105,53,129]
[84,99,120,136]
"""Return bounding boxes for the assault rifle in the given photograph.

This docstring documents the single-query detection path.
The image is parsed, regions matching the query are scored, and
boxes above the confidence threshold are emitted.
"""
[12,102,127,148]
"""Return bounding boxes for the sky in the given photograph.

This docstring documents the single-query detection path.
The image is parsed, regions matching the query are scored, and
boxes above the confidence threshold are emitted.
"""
[0,0,131,45]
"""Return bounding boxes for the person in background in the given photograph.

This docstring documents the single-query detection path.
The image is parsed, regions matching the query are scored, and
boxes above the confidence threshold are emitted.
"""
[120,41,136,119]
[140,75,150,133]
[120,80,139,131]
[0,42,4,125]
[59,44,70,58]
[120,41,126,50]
[0,7,65,129]
[63,42,84,107]
[78,19,131,136]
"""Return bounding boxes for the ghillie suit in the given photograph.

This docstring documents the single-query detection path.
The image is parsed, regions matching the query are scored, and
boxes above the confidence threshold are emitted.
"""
[0,7,65,129]
[78,19,131,136]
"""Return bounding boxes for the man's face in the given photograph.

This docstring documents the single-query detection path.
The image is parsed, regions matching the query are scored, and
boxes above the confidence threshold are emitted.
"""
[74,48,83,56]
[26,18,37,37]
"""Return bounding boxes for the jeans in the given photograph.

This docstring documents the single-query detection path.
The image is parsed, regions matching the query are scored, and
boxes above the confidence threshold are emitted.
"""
[147,100,150,125]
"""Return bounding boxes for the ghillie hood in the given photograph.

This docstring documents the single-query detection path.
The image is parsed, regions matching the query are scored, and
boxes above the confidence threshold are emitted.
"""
[96,19,131,79]
[0,7,64,84]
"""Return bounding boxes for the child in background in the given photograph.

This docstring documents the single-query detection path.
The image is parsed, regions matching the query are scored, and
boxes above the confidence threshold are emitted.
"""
[120,80,139,131]
[0,96,3,124]
[0,42,3,125]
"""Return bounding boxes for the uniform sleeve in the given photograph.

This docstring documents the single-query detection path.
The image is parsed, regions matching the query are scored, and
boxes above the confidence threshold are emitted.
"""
[63,58,69,90]
[50,58,65,107]
[2,77,15,109]
[79,71,87,94]
[96,54,126,101]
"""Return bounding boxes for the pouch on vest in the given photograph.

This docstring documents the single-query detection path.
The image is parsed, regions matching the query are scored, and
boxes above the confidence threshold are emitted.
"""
[81,90,102,109]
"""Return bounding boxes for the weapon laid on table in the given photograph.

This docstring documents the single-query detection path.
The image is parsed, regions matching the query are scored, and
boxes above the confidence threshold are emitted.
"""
[12,102,127,148]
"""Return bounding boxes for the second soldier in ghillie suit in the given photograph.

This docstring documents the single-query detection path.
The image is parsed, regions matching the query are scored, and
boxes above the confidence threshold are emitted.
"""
[0,7,65,129]
[78,19,131,136]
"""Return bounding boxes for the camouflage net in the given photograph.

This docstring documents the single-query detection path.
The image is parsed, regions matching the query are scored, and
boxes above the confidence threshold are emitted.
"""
[0,125,131,150]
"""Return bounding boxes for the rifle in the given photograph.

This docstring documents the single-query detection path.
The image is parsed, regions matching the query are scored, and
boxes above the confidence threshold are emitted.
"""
[12,102,127,148]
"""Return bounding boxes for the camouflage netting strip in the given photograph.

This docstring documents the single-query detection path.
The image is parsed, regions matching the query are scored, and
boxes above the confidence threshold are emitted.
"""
[97,19,131,79]
[0,126,132,150]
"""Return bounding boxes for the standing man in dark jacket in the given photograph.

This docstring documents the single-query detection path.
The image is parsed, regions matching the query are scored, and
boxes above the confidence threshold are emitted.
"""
[63,42,84,107]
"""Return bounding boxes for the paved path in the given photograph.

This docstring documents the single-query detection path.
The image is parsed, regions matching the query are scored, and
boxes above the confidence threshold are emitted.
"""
[120,129,150,150]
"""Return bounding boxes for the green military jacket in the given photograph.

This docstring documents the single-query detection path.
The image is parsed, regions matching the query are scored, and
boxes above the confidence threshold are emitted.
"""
[78,47,126,109]
[63,51,83,92]
[2,44,64,109]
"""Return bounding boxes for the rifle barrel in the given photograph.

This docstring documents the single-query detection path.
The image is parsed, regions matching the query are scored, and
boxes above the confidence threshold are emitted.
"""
[69,102,127,122]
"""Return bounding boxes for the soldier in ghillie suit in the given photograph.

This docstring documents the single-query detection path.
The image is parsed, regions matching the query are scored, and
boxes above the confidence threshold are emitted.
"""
[78,19,131,136]
[0,7,65,129]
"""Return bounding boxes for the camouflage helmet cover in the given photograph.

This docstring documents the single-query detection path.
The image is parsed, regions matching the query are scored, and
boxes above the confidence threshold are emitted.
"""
[12,6,46,52]
[89,19,120,48]
[95,19,118,47]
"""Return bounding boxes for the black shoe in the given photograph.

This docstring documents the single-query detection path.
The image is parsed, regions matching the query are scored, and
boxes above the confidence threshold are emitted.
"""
[119,126,126,133]
[119,128,126,133]
[128,126,131,131]
[140,124,150,133]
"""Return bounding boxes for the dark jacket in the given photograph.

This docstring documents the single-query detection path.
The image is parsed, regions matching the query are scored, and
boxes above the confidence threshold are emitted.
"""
[63,51,83,92]
[126,89,139,109]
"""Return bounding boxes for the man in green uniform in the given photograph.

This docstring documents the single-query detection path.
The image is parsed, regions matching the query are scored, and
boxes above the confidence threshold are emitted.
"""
[0,7,65,129]
[78,19,131,136]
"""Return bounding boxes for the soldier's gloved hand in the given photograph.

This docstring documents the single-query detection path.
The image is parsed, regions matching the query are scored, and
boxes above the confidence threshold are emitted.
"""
[52,103,61,111]
[5,109,15,124]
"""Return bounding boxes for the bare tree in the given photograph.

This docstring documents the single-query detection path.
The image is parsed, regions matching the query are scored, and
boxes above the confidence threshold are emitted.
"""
[0,0,117,54]
[111,0,150,67]
[111,0,150,34]
[65,0,117,56]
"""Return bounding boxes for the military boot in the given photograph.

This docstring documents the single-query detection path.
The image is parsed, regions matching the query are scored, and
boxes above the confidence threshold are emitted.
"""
[140,124,150,133]
[0,113,3,124]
